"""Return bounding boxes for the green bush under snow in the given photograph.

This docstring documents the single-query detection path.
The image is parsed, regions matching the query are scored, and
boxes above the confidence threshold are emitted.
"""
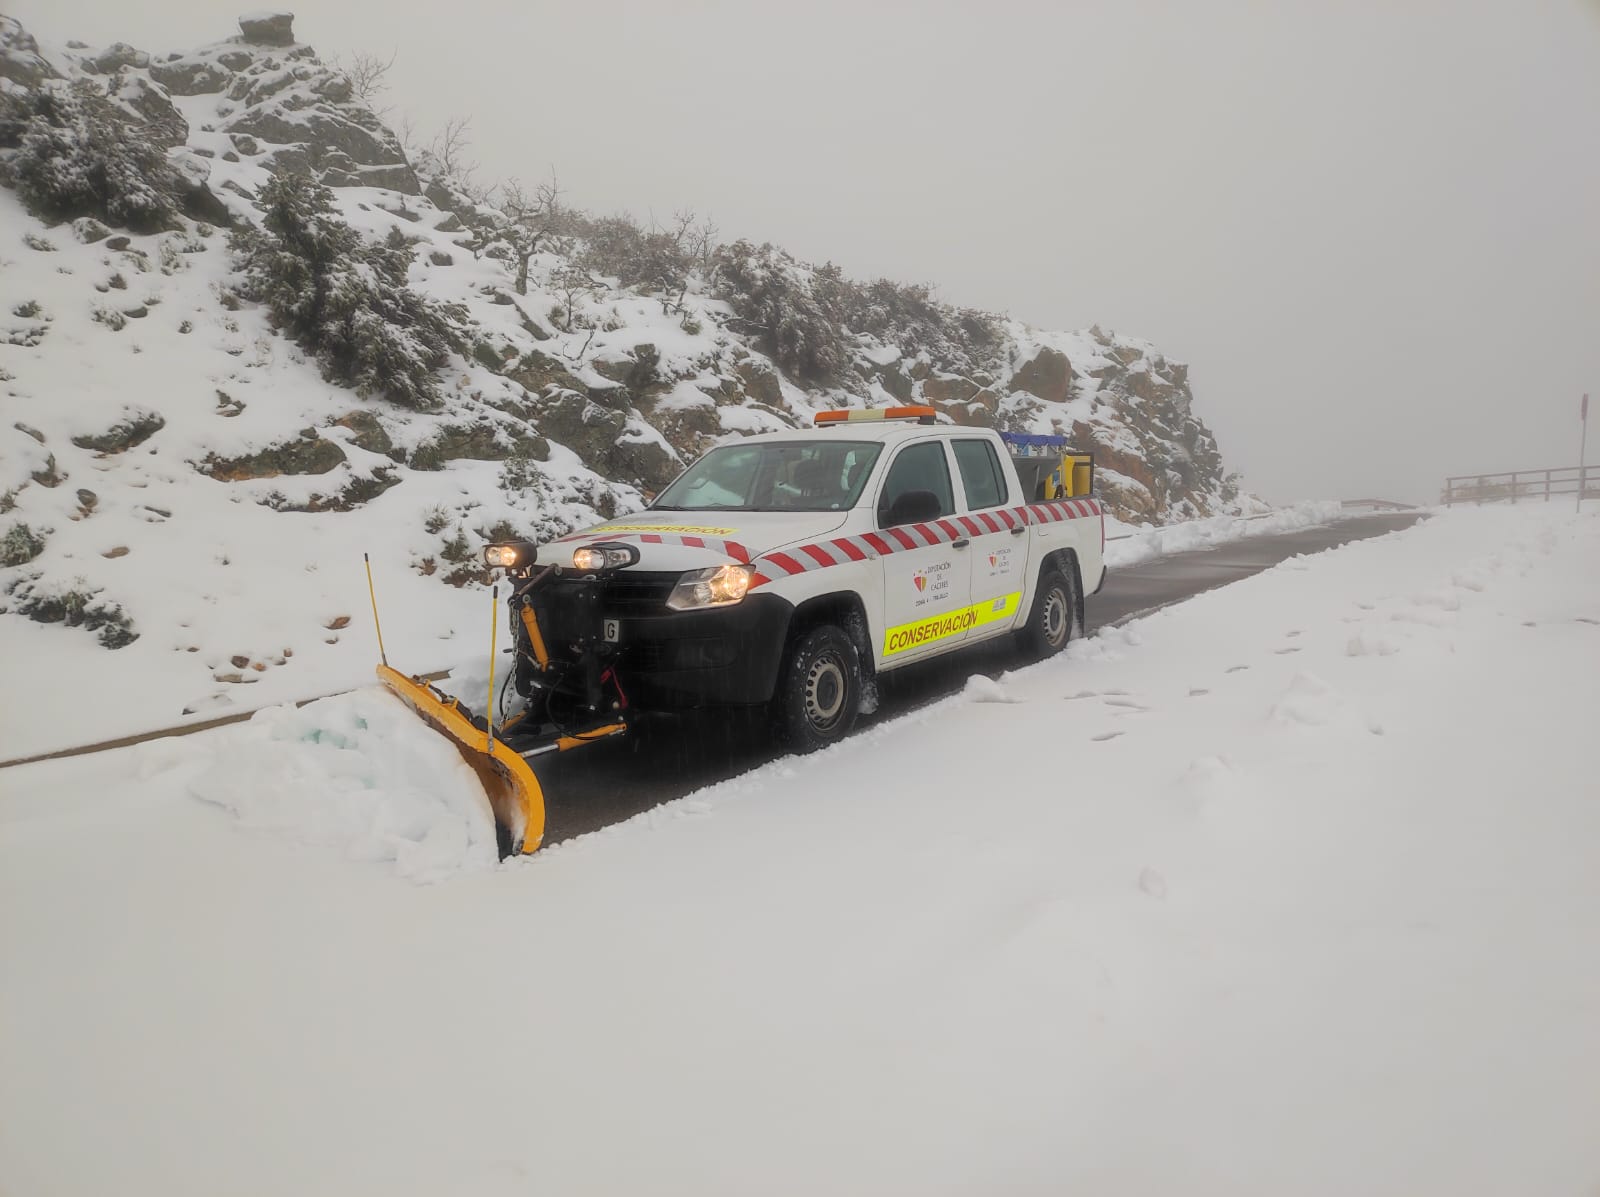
[0,80,184,233]
[230,173,460,411]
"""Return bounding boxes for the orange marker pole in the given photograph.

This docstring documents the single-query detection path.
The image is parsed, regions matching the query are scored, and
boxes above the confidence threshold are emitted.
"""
[363,552,388,668]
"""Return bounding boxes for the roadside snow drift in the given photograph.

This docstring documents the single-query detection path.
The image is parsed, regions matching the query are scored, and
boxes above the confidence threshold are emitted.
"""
[186,689,499,882]
[2,505,1598,1196]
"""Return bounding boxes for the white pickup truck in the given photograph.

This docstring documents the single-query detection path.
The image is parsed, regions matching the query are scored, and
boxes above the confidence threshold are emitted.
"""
[497,406,1106,753]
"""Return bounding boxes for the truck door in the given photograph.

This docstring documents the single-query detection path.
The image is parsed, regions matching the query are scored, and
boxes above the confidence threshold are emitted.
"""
[951,436,1027,641]
[871,439,972,666]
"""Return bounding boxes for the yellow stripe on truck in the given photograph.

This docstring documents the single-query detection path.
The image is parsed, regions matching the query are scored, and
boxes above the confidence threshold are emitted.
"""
[883,591,1021,656]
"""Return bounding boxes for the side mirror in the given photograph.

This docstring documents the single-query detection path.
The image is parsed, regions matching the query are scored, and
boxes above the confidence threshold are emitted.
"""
[882,489,942,528]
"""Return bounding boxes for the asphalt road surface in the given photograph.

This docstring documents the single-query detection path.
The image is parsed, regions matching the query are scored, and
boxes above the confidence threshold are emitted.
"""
[537,511,1425,844]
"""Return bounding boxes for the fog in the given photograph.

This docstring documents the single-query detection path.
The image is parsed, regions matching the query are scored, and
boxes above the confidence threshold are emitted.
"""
[19,0,1600,504]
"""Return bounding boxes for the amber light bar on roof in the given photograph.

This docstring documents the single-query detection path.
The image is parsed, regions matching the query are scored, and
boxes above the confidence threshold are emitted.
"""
[813,405,937,426]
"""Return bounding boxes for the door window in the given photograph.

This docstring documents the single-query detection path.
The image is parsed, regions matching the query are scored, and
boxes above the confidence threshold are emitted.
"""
[952,439,1009,510]
[877,441,955,526]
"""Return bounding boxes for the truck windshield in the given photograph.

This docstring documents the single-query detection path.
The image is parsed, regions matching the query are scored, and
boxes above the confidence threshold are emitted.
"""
[653,440,883,512]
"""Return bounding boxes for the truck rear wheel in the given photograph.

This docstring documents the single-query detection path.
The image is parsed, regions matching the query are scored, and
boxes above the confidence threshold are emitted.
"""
[773,624,861,753]
[1018,565,1079,659]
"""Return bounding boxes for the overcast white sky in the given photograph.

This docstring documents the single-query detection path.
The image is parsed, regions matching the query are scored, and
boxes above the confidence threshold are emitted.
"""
[20,0,1600,504]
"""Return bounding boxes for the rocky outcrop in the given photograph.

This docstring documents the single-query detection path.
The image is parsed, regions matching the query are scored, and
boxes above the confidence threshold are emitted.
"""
[329,411,392,456]
[223,106,418,193]
[238,12,296,46]
[882,336,1228,520]
[921,375,998,426]
[0,17,57,88]
[149,57,231,95]
[27,12,423,197]
[204,432,346,480]
[535,393,680,494]
[70,411,166,455]
[1008,347,1073,406]
[83,43,150,74]
[409,421,547,470]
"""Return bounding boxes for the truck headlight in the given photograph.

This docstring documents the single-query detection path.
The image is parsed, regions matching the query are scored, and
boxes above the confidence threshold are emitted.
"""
[572,543,641,572]
[666,563,754,610]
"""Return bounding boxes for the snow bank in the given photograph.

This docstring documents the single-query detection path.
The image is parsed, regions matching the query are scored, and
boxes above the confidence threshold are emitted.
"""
[1105,499,1344,567]
[185,688,499,882]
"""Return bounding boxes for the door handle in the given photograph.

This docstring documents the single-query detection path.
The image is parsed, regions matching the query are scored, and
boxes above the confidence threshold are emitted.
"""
[1009,526,1025,536]
[952,538,970,549]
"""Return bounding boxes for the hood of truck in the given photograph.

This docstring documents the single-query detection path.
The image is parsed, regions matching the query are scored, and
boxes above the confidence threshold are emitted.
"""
[541,510,850,570]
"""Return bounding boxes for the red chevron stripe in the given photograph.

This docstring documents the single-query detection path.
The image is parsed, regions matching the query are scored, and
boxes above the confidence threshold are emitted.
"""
[831,537,868,562]
[863,532,894,556]
[800,543,837,568]
[764,551,805,576]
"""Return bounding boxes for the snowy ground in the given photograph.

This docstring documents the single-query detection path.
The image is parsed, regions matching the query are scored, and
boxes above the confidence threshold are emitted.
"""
[2,504,1598,1195]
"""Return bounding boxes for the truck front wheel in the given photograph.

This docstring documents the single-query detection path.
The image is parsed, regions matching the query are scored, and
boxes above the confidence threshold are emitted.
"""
[1018,566,1079,659]
[773,624,861,752]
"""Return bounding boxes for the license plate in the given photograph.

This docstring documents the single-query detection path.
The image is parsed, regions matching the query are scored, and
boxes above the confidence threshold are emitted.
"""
[603,618,620,643]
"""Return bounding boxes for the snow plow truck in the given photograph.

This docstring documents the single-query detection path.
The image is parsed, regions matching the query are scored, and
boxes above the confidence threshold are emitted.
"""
[378,407,1105,856]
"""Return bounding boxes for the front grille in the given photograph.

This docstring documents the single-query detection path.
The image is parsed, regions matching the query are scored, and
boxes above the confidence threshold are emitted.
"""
[593,571,681,614]
[531,570,680,647]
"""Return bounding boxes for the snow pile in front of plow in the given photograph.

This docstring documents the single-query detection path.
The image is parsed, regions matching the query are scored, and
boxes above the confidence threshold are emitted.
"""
[184,688,499,882]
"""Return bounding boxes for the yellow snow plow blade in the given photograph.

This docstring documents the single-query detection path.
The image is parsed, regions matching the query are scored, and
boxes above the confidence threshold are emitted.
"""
[376,664,545,855]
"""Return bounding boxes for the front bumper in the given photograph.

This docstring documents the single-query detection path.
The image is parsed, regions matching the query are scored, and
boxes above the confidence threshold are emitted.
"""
[618,594,793,707]
[528,572,793,709]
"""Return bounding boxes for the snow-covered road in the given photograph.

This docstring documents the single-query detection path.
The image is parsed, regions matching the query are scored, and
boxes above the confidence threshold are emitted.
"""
[3,505,1598,1195]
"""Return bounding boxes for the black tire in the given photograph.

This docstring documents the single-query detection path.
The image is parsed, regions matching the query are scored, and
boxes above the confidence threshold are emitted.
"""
[773,624,861,753]
[1017,564,1079,659]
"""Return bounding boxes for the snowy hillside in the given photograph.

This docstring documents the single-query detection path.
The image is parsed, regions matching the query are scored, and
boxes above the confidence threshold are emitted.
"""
[3,505,1596,1194]
[1,12,1238,752]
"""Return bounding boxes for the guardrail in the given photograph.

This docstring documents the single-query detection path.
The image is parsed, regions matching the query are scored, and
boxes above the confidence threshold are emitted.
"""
[1443,466,1596,506]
